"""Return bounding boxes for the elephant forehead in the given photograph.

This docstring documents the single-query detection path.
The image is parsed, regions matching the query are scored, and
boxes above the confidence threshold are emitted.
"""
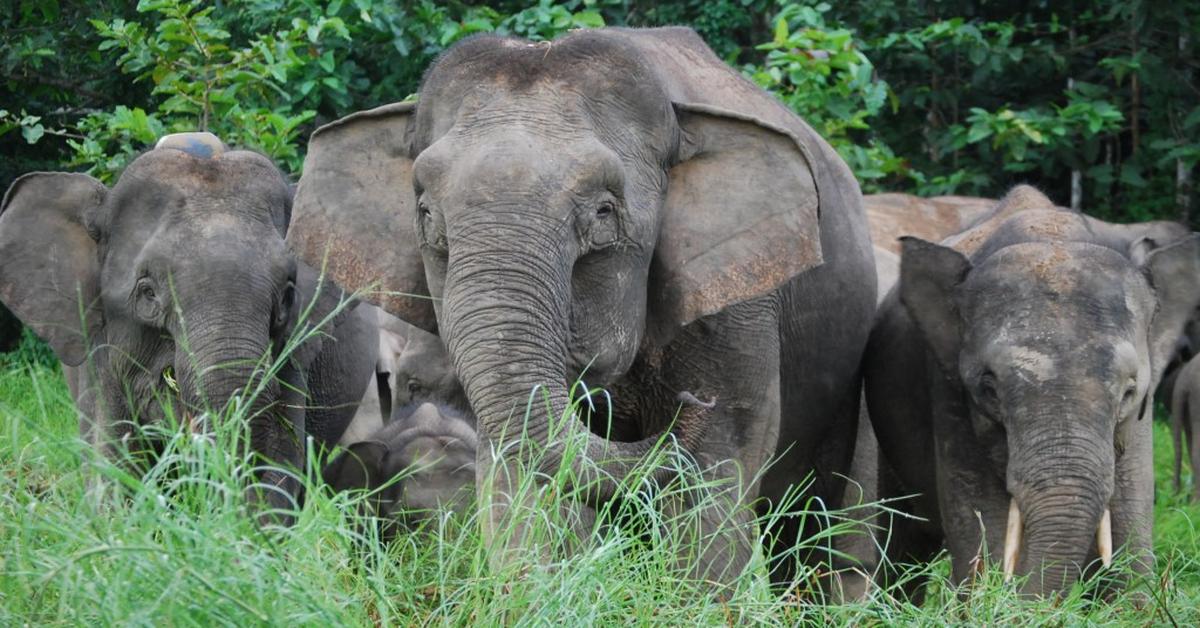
[422,31,664,101]
[968,242,1139,305]
[109,156,289,233]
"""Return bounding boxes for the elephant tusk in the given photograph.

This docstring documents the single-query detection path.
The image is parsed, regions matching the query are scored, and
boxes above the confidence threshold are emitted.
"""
[1003,497,1022,583]
[1098,508,1113,568]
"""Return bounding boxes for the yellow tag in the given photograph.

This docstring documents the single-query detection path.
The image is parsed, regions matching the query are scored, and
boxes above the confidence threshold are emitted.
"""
[162,366,179,393]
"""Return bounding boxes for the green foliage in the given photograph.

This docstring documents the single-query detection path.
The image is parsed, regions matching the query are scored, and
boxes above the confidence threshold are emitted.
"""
[0,328,58,370]
[747,3,903,184]
[3,0,1194,221]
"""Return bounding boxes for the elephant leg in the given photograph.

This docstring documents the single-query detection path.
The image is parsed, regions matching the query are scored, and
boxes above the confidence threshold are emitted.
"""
[1188,405,1200,502]
[876,466,943,604]
[1173,412,1185,493]
[931,388,1009,590]
[658,455,759,593]
[760,374,861,592]
[829,401,881,602]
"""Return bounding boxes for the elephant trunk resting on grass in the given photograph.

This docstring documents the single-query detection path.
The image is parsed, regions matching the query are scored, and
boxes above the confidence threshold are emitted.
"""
[864,186,1200,596]
[0,133,378,520]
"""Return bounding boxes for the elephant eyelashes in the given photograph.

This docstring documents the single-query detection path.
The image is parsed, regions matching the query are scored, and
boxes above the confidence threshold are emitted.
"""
[596,200,615,218]
[133,278,162,323]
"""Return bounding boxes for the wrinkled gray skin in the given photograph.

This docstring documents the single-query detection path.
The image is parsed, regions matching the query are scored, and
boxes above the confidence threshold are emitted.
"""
[323,401,477,537]
[289,27,876,587]
[0,135,378,519]
[865,186,1200,597]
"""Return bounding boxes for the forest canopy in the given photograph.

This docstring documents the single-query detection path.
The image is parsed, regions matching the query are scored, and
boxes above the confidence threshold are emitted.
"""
[2,0,1197,224]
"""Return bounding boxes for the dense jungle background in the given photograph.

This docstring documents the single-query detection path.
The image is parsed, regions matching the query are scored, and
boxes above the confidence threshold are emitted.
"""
[4,0,1197,221]
[2,0,1200,623]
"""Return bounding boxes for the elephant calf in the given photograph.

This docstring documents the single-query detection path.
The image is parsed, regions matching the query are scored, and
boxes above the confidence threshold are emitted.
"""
[345,307,472,442]
[323,401,478,535]
[865,185,1200,596]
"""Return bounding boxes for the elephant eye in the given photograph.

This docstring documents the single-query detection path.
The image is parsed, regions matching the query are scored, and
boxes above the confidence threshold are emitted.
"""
[978,370,1000,405]
[134,277,162,322]
[596,200,615,219]
[417,199,431,217]
[407,379,423,396]
[1119,379,1139,413]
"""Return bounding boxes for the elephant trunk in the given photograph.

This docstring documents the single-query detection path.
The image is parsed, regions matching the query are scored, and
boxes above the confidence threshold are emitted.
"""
[442,216,697,502]
[1007,415,1114,597]
[176,301,300,519]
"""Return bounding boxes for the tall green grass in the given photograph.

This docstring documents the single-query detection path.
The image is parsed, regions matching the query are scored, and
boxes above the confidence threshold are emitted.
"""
[1,348,1198,624]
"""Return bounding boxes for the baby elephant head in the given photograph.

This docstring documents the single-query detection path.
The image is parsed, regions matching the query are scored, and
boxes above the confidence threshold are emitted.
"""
[322,402,477,536]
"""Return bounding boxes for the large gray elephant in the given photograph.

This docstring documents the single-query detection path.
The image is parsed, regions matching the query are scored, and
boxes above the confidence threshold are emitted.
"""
[288,27,876,586]
[864,186,1200,596]
[0,133,379,517]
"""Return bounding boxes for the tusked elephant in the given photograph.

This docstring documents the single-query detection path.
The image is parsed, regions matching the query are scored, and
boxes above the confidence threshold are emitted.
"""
[0,133,379,519]
[287,27,877,587]
[864,185,1200,596]
[323,401,478,536]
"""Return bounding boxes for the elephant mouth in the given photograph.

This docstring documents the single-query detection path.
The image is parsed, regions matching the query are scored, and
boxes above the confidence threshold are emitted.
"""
[1001,496,1113,583]
[157,365,209,435]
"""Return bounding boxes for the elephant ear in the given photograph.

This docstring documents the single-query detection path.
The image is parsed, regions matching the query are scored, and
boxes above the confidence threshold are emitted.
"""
[899,236,973,374]
[288,102,435,332]
[321,440,390,492]
[0,173,106,366]
[1138,234,1200,379]
[653,103,823,329]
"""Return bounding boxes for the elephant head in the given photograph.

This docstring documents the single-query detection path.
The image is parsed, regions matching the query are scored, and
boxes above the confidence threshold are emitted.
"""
[389,323,469,419]
[899,206,1200,596]
[0,133,335,514]
[323,401,478,535]
[288,29,825,498]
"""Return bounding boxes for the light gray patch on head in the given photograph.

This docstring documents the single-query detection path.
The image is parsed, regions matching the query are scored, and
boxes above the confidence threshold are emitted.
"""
[1009,346,1057,383]
[155,132,226,158]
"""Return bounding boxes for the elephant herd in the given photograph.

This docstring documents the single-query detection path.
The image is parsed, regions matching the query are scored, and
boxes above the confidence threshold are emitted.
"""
[3,26,1200,602]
